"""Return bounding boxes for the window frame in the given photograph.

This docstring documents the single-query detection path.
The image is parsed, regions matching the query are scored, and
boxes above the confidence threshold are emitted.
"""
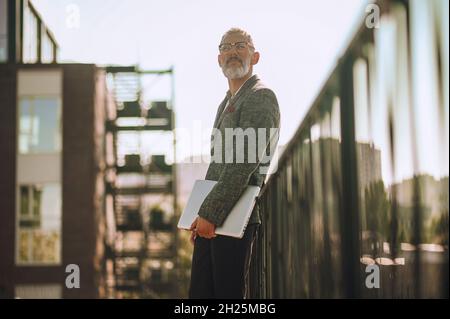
[18,95,62,155]
[15,183,62,266]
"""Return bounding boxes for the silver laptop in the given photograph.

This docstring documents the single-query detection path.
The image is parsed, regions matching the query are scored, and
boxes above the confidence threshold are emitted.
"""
[177,180,260,238]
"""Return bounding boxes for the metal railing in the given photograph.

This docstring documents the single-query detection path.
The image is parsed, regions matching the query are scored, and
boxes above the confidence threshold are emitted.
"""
[5,0,59,64]
[249,0,449,299]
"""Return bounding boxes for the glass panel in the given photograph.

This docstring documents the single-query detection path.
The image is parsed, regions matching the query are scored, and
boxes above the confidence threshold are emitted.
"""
[41,27,54,63]
[354,2,448,298]
[307,96,344,298]
[353,54,387,263]
[310,119,331,297]
[297,134,312,298]
[323,97,343,297]
[0,0,7,62]
[32,229,59,263]
[18,231,31,262]
[39,184,61,232]
[32,185,42,218]
[19,97,61,154]
[34,98,60,152]
[23,4,38,63]
[354,8,412,297]
[19,99,33,154]
[20,186,30,217]
[410,0,449,298]
[15,285,62,299]
[17,184,61,264]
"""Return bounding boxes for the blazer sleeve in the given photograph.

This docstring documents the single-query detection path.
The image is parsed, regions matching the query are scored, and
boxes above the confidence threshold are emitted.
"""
[197,88,280,226]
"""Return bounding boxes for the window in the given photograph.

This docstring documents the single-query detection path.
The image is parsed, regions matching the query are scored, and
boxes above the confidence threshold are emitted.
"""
[23,3,38,63]
[41,27,54,63]
[16,70,62,266]
[17,184,62,265]
[19,97,61,154]
[15,284,62,299]
[0,0,7,62]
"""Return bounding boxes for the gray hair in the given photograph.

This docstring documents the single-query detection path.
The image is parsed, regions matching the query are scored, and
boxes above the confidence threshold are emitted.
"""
[220,28,255,50]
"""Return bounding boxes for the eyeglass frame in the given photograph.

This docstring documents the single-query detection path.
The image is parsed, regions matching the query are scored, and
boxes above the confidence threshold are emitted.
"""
[218,41,255,53]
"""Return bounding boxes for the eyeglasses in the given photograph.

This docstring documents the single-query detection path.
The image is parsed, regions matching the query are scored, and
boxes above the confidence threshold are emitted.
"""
[218,41,254,53]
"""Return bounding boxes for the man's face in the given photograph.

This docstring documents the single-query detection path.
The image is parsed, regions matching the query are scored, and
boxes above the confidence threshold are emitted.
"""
[218,33,259,80]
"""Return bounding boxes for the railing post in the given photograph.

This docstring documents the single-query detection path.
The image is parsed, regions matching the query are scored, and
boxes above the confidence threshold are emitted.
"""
[339,53,361,299]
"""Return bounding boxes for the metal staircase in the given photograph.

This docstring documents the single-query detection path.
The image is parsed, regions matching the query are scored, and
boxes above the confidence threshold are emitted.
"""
[105,65,178,298]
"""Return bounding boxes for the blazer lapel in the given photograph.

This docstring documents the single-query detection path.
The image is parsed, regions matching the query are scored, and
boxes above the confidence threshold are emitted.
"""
[213,94,231,128]
[215,74,259,129]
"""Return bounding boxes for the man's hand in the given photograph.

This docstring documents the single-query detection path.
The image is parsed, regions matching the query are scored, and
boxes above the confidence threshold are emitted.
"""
[189,218,198,244]
[191,216,217,240]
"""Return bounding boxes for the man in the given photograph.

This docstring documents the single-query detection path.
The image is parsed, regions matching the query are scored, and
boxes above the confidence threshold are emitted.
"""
[189,28,280,299]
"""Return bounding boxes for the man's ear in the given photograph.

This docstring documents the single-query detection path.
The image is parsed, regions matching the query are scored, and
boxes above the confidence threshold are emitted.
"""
[218,55,223,67]
[252,51,260,66]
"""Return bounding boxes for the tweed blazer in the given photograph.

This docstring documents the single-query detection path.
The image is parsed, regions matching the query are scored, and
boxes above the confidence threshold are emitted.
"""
[198,74,280,226]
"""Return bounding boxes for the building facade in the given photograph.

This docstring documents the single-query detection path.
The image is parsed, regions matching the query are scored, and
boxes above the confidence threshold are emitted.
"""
[0,0,116,298]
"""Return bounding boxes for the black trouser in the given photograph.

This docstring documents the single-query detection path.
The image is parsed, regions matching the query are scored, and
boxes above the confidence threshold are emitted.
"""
[188,224,258,299]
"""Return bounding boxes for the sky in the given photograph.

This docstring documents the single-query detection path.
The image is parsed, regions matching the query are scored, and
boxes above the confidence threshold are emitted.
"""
[32,0,369,161]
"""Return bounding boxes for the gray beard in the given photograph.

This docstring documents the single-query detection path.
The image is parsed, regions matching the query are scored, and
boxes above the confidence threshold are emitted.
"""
[222,58,250,80]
